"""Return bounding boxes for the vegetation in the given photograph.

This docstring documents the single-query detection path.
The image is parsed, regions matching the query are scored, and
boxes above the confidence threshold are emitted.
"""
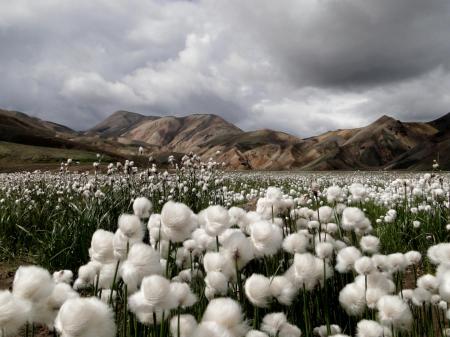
[0,155,449,337]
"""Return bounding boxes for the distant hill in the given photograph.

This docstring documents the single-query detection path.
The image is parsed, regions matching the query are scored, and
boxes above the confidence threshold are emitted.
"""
[0,108,449,170]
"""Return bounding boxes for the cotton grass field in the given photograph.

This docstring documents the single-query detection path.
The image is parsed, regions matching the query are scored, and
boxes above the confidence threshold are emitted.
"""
[1,155,450,337]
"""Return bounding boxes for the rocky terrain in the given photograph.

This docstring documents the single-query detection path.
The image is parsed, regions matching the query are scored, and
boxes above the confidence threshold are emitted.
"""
[0,108,448,170]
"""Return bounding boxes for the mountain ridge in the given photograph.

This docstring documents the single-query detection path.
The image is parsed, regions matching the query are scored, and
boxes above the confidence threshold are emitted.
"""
[0,108,448,170]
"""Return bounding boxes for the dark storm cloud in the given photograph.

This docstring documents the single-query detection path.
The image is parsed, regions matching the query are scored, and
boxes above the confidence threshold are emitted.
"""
[0,0,449,135]
[224,0,450,88]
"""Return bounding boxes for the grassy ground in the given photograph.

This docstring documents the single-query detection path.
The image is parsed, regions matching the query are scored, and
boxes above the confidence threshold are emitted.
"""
[0,141,114,172]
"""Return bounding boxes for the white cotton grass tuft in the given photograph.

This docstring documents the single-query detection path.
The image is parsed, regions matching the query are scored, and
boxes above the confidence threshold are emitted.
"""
[365,288,390,310]
[376,295,413,332]
[191,228,215,251]
[371,255,391,273]
[133,197,152,219]
[118,214,144,240]
[387,253,407,273]
[229,206,250,232]
[127,292,158,322]
[438,271,450,302]
[428,243,450,265]
[89,229,115,264]
[292,253,332,290]
[53,270,74,284]
[205,271,229,299]
[147,213,161,230]
[352,273,395,309]
[217,226,241,245]
[73,261,101,290]
[354,256,375,276]
[140,275,174,309]
[278,322,302,337]
[349,183,367,202]
[324,222,338,235]
[326,185,342,203]
[193,321,234,337]
[313,324,342,337]
[170,282,197,308]
[55,297,116,337]
[114,214,144,259]
[250,221,283,257]
[335,246,362,273]
[398,289,414,302]
[357,271,395,291]
[0,290,32,337]
[201,297,248,337]
[120,243,162,292]
[404,251,421,266]
[359,236,380,255]
[222,231,254,270]
[269,275,297,305]
[339,283,366,316]
[341,207,371,232]
[161,201,196,242]
[282,233,310,254]
[246,330,269,337]
[315,242,334,260]
[204,205,231,237]
[170,314,198,337]
[260,312,301,337]
[291,253,317,288]
[256,187,288,220]
[97,262,121,290]
[244,274,272,307]
[261,312,287,336]
[356,319,392,337]
[32,282,79,329]
[417,274,439,293]
[314,206,334,223]
[411,287,431,306]
[147,214,166,244]
[203,252,235,279]
[12,265,54,303]
[133,308,167,327]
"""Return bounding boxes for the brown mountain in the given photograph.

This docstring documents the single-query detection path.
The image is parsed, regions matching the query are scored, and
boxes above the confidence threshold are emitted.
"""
[385,113,450,170]
[0,108,77,147]
[0,108,449,170]
[88,110,156,137]
[121,114,243,152]
[0,109,124,164]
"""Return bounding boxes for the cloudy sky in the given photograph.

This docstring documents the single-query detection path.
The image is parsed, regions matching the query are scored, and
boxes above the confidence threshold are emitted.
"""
[1,0,450,136]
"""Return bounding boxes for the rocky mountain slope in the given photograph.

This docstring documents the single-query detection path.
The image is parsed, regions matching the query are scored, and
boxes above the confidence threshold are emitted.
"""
[1,108,448,170]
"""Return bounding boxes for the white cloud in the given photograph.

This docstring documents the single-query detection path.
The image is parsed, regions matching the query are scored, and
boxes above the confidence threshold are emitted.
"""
[0,0,449,134]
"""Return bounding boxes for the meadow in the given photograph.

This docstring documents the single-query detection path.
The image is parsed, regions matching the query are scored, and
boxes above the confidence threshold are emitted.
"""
[0,155,449,337]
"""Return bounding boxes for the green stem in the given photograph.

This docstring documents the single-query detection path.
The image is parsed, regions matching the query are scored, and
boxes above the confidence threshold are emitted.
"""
[253,306,259,329]
[235,256,243,303]
[109,259,120,305]
[166,240,172,278]
[123,284,128,337]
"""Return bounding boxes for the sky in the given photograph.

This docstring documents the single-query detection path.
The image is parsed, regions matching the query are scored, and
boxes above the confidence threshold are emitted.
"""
[1,0,450,137]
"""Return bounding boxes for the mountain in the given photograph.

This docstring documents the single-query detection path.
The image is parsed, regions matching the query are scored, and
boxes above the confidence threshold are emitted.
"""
[86,110,450,170]
[334,115,437,168]
[0,109,124,167]
[0,108,77,147]
[385,113,450,170]
[122,114,243,152]
[0,108,449,170]
[88,110,155,137]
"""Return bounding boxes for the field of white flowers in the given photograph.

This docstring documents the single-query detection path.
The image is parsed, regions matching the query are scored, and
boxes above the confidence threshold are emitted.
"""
[1,154,449,337]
